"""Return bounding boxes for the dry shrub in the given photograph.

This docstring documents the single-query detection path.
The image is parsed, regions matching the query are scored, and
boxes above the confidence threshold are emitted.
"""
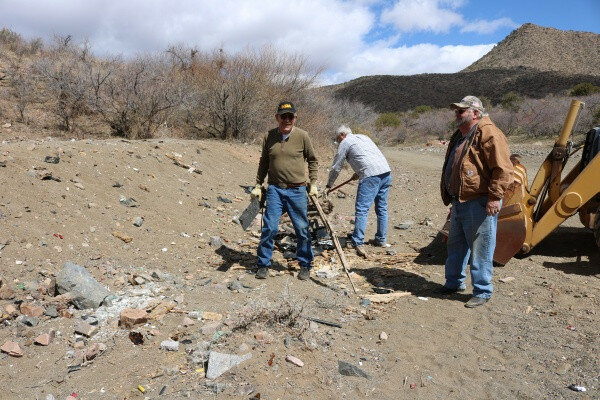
[229,297,308,339]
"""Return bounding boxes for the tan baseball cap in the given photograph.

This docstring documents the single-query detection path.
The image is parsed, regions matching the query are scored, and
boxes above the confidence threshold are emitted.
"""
[450,96,485,113]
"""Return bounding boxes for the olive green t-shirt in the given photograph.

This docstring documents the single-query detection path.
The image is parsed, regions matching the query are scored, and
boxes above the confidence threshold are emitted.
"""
[256,126,318,186]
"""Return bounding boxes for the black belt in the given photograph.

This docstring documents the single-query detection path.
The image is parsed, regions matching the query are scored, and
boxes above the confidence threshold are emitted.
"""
[274,182,306,188]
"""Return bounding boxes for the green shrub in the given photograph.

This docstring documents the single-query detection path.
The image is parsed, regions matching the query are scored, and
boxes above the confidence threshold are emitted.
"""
[375,112,401,130]
[570,82,600,97]
[501,91,523,111]
[412,105,432,116]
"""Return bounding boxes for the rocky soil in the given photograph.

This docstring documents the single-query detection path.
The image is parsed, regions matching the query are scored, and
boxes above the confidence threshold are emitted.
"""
[0,132,598,399]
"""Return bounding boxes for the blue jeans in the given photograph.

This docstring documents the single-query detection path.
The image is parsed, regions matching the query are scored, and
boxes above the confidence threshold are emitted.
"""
[444,197,500,299]
[257,185,313,269]
[352,172,392,246]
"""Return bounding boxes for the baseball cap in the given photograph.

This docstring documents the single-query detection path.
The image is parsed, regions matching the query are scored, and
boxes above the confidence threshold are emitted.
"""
[277,101,296,115]
[450,96,485,113]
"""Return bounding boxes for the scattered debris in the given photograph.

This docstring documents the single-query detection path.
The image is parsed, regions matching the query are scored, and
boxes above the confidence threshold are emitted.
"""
[119,308,148,329]
[34,331,55,346]
[206,351,252,379]
[1,341,23,357]
[394,222,414,230]
[44,156,60,164]
[56,262,111,309]
[286,355,304,367]
[499,276,515,283]
[112,231,133,243]
[119,195,139,207]
[338,360,371,379]
[364,292,411,303]
[75,321,98,337]
[160,340,180,351]
[567,384,587,392]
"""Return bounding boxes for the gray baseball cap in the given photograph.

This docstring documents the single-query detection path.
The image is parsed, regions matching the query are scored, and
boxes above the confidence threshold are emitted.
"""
[450,96,485,113]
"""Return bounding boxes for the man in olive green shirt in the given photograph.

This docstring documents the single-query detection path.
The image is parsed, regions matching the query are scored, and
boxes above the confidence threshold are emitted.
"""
[250,101,318,280]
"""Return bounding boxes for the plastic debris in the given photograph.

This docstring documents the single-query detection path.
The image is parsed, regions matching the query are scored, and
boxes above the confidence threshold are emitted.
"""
[567,384,587,392]
[137,385,145,393]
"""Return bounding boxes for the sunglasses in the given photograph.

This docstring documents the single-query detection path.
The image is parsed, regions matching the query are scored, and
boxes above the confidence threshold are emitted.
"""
[455,108,469,114]
[279,114,296,120]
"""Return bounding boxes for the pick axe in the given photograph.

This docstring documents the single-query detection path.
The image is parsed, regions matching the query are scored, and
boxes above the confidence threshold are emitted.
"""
[326,174,358,196]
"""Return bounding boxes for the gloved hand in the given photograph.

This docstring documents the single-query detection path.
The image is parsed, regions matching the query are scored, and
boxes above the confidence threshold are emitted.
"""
[308,183,318,197]
[251,184,262,201]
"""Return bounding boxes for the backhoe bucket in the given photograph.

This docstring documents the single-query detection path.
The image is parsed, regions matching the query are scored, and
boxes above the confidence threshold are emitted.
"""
[494,157,529,264]
[439,156,530,265]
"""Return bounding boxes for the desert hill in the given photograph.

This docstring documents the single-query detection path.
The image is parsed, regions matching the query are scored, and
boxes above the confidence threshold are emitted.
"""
[329,24,600,112]
[463,23,600,76]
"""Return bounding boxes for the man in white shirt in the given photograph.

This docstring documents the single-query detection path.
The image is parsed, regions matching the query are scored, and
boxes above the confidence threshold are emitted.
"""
[326,125,392,257]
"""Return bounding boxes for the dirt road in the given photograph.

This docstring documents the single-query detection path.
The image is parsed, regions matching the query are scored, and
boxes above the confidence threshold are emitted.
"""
[0,137,597,399]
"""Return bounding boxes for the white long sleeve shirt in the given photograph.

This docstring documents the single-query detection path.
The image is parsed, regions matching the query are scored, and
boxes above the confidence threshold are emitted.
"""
[327,133,391,188]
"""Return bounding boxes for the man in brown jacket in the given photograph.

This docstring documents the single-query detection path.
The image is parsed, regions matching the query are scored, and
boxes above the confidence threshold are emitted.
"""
[250,101,318,280]
[439,96,513,307]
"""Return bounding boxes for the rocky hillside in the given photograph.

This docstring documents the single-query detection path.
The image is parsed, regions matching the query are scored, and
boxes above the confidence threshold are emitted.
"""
[329,24,600,112]
[463,23,600,76]
[332,67,600,113]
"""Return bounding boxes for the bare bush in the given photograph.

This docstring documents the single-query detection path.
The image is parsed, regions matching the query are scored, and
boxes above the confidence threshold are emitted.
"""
[0,50,38,122]
[172,46,322,141]
[94,55,181,139]
[34,36,90,131]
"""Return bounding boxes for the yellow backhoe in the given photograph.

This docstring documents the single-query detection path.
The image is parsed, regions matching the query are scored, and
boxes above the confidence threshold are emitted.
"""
[494,99,600,264]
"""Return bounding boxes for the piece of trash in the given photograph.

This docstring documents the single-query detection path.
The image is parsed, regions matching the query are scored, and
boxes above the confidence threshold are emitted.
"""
[195,367,205,374]
[417,296,429,301]
[128,331,144,345]
[567,325,576,331]
[159,386,167,395]
[53,233,63,239]
[567,384,587,392]
[268,353,275,366]
[338,360,371,379]
[137,385,145,393]
[373,287,393,294]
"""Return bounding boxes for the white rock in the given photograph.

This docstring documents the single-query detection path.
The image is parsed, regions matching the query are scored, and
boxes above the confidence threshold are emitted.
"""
[160,340,179,351]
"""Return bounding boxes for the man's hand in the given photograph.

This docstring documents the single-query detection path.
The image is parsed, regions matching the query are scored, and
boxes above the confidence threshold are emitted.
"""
[486,199,501,216]
[251,184,262,201]
[308,183,318,197]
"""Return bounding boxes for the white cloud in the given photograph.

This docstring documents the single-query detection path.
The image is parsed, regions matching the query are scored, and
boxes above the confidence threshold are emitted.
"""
[0,0,506,85]
[461,18,518,34]
[321,42,495,84]
[380,0,464,33]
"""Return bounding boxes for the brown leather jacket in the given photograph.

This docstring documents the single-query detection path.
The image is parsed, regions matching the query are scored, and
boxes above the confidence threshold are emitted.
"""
[440,116,513,206]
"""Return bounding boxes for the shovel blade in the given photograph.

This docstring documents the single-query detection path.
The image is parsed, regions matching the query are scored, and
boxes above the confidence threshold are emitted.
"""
[239,197,261,231]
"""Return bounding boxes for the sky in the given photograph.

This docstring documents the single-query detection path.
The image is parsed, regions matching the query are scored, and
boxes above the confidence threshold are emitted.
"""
[1,0,598,85]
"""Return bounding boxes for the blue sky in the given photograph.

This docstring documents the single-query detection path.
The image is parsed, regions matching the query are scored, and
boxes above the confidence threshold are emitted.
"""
[0,0,598,85]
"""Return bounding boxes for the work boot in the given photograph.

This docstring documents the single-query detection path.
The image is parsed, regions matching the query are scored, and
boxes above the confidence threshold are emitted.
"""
[297,267,311,281]
[435,285,466,295]
[255,267,268,279]
[368,239,391,248]
[464,296,489,308]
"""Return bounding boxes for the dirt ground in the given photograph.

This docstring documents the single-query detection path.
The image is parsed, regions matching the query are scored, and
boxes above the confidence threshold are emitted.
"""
[0,129,598,399]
